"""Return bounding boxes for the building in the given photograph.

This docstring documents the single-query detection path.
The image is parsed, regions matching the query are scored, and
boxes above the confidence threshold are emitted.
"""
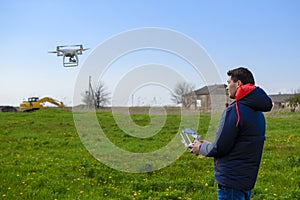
[183,84,299,111]
[182,84,229,111]
[269,93,298,110]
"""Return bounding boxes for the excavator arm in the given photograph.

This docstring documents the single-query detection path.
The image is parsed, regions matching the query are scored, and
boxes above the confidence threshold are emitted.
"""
[38,97,65,108]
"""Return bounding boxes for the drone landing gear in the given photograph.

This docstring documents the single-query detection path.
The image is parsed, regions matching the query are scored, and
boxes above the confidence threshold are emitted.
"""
[63,55,78,67]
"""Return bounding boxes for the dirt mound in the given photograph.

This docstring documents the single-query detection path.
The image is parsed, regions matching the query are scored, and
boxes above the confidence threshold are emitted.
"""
[0,106,18,112]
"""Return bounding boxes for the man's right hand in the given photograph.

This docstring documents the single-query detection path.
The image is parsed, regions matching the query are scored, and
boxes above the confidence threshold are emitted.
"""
[189,140,210,156]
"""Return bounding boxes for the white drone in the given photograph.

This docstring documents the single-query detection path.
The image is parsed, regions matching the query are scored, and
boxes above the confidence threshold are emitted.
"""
[49,44,89,67]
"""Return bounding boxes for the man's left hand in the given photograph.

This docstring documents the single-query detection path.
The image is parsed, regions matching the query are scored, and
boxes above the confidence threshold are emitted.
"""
[189,140,201,156]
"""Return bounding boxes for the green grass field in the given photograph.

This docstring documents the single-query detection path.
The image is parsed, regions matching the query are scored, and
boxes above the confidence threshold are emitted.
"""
[0,109,299,199]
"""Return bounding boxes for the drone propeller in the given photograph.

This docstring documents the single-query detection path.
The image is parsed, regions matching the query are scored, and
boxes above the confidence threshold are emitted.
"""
[57,45,69,48]
[79,48,89,51]
[58,44,83,48]
[68,44,82,47]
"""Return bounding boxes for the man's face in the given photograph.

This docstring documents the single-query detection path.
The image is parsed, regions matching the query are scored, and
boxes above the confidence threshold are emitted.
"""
[226,76,239,99]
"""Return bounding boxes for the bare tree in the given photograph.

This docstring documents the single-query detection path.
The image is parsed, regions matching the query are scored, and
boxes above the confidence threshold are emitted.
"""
[94,82,111,108]
[171,82,195,104]
[82,81,110,108]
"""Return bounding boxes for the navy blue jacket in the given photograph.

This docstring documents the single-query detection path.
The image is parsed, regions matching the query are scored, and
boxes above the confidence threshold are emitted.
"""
[200,87,273,190]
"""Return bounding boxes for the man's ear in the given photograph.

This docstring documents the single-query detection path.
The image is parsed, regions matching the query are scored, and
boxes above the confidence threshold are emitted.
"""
[237,80,243,87]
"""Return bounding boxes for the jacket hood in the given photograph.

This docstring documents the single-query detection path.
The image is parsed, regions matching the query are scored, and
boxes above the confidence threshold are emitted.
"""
[239,86,273,112]
[233,84,273,126]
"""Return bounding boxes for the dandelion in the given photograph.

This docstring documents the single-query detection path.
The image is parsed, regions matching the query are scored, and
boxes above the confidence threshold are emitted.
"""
[2,194,6,197]
[287,135,292,142]
[205,183,208,187]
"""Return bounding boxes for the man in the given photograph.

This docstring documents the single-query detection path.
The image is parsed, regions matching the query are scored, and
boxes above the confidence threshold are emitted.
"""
[190,67,273,200]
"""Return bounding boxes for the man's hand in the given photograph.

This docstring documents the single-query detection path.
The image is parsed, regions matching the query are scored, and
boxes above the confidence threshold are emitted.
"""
[189,140,210,156]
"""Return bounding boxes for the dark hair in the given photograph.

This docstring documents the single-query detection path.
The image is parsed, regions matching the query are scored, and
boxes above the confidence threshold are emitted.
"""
[227,67,255,85]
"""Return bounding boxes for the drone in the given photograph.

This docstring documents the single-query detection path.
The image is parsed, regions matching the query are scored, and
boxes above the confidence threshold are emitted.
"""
[49,44,89,67]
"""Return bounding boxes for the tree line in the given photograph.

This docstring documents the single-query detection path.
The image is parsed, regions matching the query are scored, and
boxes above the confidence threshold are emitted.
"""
[81,81,194,108]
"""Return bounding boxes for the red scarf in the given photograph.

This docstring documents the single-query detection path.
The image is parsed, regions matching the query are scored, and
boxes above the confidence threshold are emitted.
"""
[234,84,256,126]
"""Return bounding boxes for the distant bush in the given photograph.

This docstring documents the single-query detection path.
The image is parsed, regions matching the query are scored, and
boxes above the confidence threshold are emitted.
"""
[287,94,300,112]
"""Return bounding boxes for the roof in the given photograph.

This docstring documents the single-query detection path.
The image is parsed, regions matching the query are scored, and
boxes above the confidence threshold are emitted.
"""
[194,84,227,95]
[269,94,297,103]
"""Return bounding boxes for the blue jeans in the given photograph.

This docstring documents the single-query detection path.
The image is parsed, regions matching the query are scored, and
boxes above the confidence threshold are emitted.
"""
[218,184,252,200]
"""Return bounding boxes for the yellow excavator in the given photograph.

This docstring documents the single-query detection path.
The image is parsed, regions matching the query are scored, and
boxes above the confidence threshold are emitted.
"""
[20,97,65,112]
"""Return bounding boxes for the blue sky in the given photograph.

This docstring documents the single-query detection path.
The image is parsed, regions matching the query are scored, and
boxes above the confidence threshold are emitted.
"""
[1,0,300,106]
